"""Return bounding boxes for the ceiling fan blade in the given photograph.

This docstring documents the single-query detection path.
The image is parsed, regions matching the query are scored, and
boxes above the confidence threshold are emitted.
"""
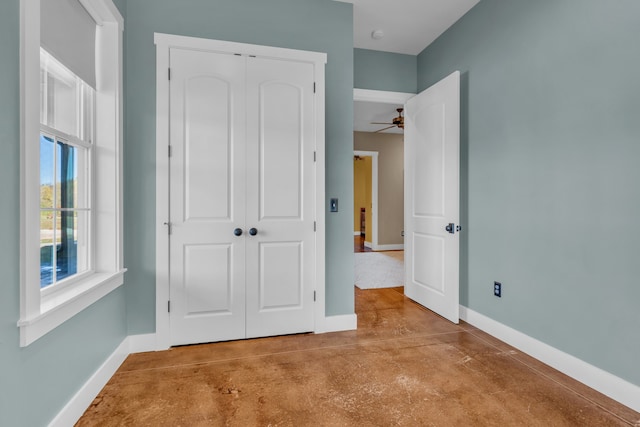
[370,107,405,132]
[374,125,396,133]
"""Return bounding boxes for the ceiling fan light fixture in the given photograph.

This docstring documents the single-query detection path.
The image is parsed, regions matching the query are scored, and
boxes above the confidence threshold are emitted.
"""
[370,107,404,133]
[371,29,384,40]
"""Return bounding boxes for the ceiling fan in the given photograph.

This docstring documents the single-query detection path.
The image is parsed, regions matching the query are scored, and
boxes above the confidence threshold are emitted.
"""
[371,107,404,133]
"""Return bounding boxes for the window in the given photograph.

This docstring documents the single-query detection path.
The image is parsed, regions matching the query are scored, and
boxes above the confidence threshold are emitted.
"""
[40,49,93,290]
[19,0,124,346]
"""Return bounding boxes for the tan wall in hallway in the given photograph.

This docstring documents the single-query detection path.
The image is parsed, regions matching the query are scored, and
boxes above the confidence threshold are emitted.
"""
[353,157,367,233]
[354,131,404,246]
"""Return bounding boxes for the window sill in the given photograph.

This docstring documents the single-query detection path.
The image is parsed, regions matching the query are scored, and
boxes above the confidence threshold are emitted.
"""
[18,269,127,347]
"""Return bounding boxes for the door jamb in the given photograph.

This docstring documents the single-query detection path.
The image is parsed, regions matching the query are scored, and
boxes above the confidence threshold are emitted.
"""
[154,33,327,350]
[354,88,414,105]
[353,151,378,249]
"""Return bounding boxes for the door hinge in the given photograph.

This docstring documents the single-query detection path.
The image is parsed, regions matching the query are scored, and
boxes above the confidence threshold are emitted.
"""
[168,68,171,80]
[313,82,316,93]
[314,221,316,232]
[313,291,316,302]
[164,221,173,235]
[168,145,173,157]
[168,301,171,312]
[313,151,316,162]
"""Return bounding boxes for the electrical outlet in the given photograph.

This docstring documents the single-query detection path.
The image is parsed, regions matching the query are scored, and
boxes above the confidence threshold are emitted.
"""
[494,282,502,298]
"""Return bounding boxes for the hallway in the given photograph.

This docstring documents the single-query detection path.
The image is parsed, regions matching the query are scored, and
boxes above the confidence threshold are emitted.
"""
[78,287,639,426]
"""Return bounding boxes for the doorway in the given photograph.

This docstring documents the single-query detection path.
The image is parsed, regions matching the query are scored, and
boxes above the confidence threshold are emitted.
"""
[353,90,412,291]
[353,150,377,252]
[352,80,461,324]
[353,89,413,253]
[353,135,405,290]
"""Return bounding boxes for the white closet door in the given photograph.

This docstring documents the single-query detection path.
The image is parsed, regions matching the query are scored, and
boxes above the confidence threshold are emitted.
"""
[169,48,247,345]
[244,57,316,338]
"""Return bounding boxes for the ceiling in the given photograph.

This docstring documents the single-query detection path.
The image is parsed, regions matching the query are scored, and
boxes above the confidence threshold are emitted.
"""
[338,0,480,133]
[336,0,479,56]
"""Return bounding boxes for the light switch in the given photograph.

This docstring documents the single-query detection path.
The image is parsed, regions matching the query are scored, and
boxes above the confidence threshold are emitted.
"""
[330,198,338,212]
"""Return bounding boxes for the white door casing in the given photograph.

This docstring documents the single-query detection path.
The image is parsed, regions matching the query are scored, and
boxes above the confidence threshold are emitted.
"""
[155,34,326,348]
[404,71,460,324]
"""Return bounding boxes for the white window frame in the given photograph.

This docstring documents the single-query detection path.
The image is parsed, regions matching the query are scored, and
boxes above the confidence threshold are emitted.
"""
[39,50,95,291]
[19,0,125,347]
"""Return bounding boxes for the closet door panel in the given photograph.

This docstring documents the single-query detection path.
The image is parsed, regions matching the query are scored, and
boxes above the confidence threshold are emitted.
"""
[259,242,303,310]
[169,48,247,346]
[183,76,232,221]
[245,57,316,338]
[259,82,302,220]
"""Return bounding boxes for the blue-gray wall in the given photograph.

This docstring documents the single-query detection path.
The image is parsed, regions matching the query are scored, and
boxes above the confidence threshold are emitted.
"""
[354,48,416,93]
[123,0,355,333]
[418,0,640,386]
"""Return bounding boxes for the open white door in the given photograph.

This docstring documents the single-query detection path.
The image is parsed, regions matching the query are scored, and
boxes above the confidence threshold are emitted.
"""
[404,71,460,324]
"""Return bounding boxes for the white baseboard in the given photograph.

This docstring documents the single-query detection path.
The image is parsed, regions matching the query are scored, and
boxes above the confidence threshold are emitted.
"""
[460,306,640,413]
[354,231,361,236]
[48,333,159,426]
[364,241,372,249]
[127,333,158,353]
[48,337,129,427]
[316,314,357,333]
[374,244,404,251]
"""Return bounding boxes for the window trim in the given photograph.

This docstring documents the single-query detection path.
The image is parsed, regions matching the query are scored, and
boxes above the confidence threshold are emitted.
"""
[19,0,125,347]
[39,60,95,290]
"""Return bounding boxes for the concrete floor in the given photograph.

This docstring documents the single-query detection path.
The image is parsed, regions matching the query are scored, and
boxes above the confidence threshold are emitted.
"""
[78,287,639,426]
